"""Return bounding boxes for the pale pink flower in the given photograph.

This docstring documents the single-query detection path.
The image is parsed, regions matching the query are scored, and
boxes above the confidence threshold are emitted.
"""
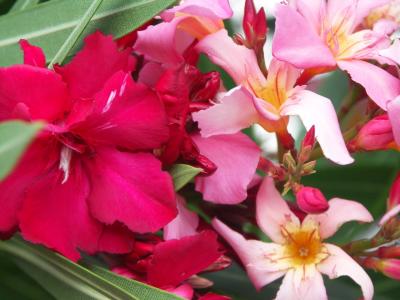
[193,29,353,165]
[363,0,400,35]
[213,177,374,299]
[273,0,400,109]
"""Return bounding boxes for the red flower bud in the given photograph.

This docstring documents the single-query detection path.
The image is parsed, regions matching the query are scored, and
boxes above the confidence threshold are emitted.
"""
[296,186,329,214]
[302,126,316,149]
[351,115,394,151]
[378,259,400,280]
[378,246,400,258]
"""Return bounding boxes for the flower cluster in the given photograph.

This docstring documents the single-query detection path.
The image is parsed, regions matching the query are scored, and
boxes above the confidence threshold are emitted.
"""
[1,0,400,299]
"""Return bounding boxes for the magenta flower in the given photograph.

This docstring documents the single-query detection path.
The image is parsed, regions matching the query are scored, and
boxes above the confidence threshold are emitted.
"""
[193,30,352,165]
[0,32,177,261]
[213,177,374,299]
[272,0,400,109]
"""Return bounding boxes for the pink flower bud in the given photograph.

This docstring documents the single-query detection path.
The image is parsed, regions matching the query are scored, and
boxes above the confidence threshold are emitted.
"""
[351,115,394,151]
[378,246,400,258]
[243,0,267,51]
[379,259,400,280]
[388,173,400,210]
[302,126,316,149]
[296,186,329,214]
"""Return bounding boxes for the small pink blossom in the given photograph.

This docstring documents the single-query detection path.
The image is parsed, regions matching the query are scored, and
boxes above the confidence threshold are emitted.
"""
[213,177,374,299]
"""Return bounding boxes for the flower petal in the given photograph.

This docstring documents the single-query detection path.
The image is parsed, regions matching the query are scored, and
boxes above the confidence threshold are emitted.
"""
[256,176,299,243]
[281,90,354,165]
[272,4,336,69]
[388,96,400,145]
[19,40,46,68]
[97,223,135,254]
[56,31,135,100]
[380,39,400,66]
[275,267,327,300]
[134,17,194,66]
[195,29,266,86]
[19,161,102,261]
[212,219,288,290]
[85,148,176,233]
[147,230,221,288]
[69,71,169,150]
[0,65,69,121]
[192,133,260,204]
[192,86,259,137]
[338,60,400,110]
[164,195,199,240]
[304,198,373,239]
[318,243,374,300]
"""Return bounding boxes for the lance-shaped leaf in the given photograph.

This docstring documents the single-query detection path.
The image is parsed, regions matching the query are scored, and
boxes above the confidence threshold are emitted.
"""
[0,0,176,66]
[0,120,42,180]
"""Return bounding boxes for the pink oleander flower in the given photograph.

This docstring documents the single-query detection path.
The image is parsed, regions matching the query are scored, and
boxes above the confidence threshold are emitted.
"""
[272,0,400,108]
[134,0,233,66]
[363,0,400,34]
[193,29,353,165]
[0,32,177,261]
[295,186,329,214]
[213,177,374,299]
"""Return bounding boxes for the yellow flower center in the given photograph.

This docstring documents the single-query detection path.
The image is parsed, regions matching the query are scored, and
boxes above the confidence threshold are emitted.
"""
[281,221,329,267]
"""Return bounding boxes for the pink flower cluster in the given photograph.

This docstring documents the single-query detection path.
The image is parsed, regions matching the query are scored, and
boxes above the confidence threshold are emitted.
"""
[1,0,400,299]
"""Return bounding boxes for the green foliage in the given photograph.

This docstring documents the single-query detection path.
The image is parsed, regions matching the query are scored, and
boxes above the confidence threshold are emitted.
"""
[0,0,176,66]
[170,163,202,191]
[0,120,42,180]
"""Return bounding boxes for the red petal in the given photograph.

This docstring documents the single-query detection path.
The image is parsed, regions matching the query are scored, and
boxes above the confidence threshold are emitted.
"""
[85,148,177,233]
[147,230,221,288]
[97,223,135,254]
[55,31,136,100]
[19,40,46,68]
[19,160,102,261]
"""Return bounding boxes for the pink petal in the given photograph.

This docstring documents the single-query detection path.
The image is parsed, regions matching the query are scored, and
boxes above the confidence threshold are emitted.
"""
[134,17,194,66]
[56,31,135,100]
[19,40,46,68]
[388,96,400,145]
[85,148,176,233]
[212,219,287,291]
[195,29,266,86]
[192,86,259,137]
[164,195,199,240]
[138,62,165,86]
[256,176,299,243]
[275,268,327,300]
[69,71,169,150]
[272,4,336,69]
[192,133,260,204]
[19,161,102,261]
[380,39,400,66]
[281,90,354,165]
[0,139,59,232]
[147,230,221,288]
[161,0,232,21]
[290,0,326,30]
[167,284,194,300]
[97,223,135,254]
[338,60,400,110]
[304,198,373,239]
[318,243,374,300]
[0,65,69,121]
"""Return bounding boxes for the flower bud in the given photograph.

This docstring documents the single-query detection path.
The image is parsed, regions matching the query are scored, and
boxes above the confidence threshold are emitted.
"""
[377,259,400,280]
[296,186,329,214]
[350,115,394,151]
[388,173,400,210]
[378,246,400,258]
[302,126,316,149]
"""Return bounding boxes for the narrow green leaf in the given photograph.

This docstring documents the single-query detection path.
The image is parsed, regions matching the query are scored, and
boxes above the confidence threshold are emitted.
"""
[0,120,42,180]
[0,0,176,66]
[48,0,103,68]
[170,164,202,191]
[9,0,39,12]
[0,238,182,300]
[90,266,183,300]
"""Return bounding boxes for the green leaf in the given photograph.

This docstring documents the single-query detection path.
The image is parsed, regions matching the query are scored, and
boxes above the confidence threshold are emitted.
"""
[0,120,42,180]
[48,0,103,68]
[170,164,202,191]
[90,266,182,300]
[9,0,39,12]
[0,237,182,300]
[0,0,176,66]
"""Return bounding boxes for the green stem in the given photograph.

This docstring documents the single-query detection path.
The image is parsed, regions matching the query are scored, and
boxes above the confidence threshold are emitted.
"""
[48,0,103,68]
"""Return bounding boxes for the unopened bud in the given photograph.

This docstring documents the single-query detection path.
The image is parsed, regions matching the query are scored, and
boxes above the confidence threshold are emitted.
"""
[367,258,400,280]
[351,115,394,151]
[378,246,400,258]
[388,173,400,210]
[296,186,329,214]
[302,126,316,149]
